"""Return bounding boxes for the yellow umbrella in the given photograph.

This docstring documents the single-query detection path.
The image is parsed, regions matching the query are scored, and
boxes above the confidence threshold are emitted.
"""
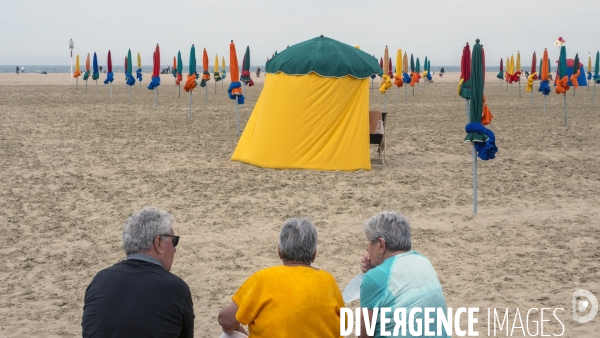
[137,52,141,69]
[73,54,81,89]
[394,49,403,105]
[379,46,392,109]
[213,54,221,93]
[221,56,227,89]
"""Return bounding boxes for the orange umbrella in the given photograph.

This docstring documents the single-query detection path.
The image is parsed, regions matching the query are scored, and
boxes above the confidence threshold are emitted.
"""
[539,48,550,114]
[229,40,244,136]
[200,48,211,102]
[83,53,91,90]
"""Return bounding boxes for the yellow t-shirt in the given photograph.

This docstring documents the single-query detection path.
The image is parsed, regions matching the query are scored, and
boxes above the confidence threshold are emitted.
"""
[233,265,343,338]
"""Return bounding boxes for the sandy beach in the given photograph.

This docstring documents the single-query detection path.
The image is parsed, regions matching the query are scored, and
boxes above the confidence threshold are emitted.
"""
[1,72,599,337]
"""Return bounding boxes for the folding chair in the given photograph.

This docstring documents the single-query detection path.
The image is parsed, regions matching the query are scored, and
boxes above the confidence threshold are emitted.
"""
[369,110,387,165]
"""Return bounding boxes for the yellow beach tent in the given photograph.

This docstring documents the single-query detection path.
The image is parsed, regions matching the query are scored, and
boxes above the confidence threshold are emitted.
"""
[231,35,382,171]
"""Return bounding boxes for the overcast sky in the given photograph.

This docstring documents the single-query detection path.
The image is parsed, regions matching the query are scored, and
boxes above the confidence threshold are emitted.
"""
[2,0,599,67]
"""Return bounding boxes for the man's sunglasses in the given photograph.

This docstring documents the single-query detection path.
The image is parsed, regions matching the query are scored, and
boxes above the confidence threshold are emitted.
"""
[160,235,180,247]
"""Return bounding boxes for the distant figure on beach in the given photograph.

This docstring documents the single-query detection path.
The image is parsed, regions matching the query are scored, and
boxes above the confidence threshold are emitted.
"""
[439,67,445,77]
[82,207,194,338]
[16,66,19,74]
[21,66,25,73]
[218,217,343,338]
[256,67,260,78]
[359,211,448,336]
[99,66,103,72]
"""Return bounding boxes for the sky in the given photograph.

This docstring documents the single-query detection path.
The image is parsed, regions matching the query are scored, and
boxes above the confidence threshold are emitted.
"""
[1,0,599,67]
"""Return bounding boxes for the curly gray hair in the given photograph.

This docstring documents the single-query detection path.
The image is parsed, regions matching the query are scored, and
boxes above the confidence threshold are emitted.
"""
[122,207,174,255]
[278,217,318,264]
[363,211,411,251]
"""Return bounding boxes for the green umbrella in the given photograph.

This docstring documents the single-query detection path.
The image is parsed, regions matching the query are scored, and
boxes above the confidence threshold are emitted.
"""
[594,51,599,102]
[557,45,568,126]
[186,44,197,122]
[424,56,428,73]
[177,50,183,98]
[410,54,415,73]
[416,57,420,73]
[464,39,486,214]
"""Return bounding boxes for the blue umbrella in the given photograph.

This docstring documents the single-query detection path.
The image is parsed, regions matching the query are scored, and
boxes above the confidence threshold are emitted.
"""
[92,52,99,92]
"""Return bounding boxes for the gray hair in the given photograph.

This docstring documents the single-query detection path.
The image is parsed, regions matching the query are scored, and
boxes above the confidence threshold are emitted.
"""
[122,207,174,255]
[278,218,318,264]
[363,211,411,252]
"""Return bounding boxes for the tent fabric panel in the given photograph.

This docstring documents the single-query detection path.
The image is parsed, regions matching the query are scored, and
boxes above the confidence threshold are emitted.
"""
[231,72,371,171]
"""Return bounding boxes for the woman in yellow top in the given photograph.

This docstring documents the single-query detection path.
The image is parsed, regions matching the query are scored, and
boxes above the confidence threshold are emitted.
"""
[218,218,344,338]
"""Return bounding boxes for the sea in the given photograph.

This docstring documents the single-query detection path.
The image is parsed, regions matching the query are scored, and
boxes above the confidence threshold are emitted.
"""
[0,65,500,74]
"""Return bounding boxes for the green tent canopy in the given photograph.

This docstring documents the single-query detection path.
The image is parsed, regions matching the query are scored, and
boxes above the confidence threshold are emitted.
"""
[265,36,381,78]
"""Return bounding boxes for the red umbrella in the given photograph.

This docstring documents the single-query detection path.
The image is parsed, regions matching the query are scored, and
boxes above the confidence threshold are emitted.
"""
[388,57,393,77]
[153,44,160,78]
[379,57,383,77]
[124,56,128,74]
[461,42,471,82]
[149,44,161,110]
[107,51,112,73]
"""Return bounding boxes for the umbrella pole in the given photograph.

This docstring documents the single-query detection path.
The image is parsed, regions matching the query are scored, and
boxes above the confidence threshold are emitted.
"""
[518,80,521,98]
[188,91,192,122]
[76,78,78,90]
[371,78,373,93]
[396,87,399,107]
[205,86,208,103]
[179,84,181,99]
[86,80,87,92]
[154,88,157,111]
[530,89,533,104]
[544,95,547,114]
[472,145,478,214]
[236,96,240,137]
[412,86,414,96]
[465,99,469,123]
[405,85,407,100]
[564,93,567,127]
[215,81,217,95]
[573,87,576,98]
[594,82,596,103]
[384,93,386,111]
[129,86,132,103]
[110,83,112,101]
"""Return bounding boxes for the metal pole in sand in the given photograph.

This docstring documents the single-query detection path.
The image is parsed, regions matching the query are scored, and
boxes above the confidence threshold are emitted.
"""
[472,144,478,214]
[179,84,181,99]
[384,93,386,112]
[129,86,132,103]
[564,93,568,126]
[110,83,112,100]
[236,96,240,137]
[188,91,192,122]
[76,78,78,90]
[465,99,469,123]
[405,84,407,100]
[154,88,157,111]
[85,80,88,92]
[396,87,399,107]
[594,82,596,102]
[205,86,208,103]
[544,95,547,114]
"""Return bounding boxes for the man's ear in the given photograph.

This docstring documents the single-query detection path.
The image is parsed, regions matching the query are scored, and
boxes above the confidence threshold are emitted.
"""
[311,249,317,263]
[154,236,164,254]
[277,246,282,260]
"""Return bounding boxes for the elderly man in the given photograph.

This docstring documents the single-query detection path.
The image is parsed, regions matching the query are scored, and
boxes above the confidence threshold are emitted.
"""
[218,218,343,338]
[82,207,194,337]
[359,211,449,338]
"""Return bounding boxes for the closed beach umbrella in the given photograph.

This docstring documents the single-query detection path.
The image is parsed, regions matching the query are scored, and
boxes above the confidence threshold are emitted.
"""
[571,53,580,94]
[379,57,383,78]
[402,51,410,95]
[148,44,161,110]
[92,52,99,92]
[527,52,537,100]
[409,54,417,92]
[200,48,211,88]
[588,54,592,91]
[221,56,227,81]
[184,44,197,122]
[538,48,551,113]
[497,58,503,81]
[459,43,471,103]
[213,54,221,94]
[464,39,496,213]
[516,52,521,74]
[415,57,421,87]
[104,50,114,99]
[556,45,570,125]
[593,51,599,102]
[172,56,177,79]
[380,46,391,109]
[427,59,432,81]
[403,52,408,77]
[516,51,522,97]
[83,53,91,90]
[241,45,254,89]
[126,49,135,90]
[394,49,403,105]
[73,54,82,89]
[388,57,393,77]
[136,52,143,85]
[124,56,128,75]
[229,40,244,136]
[175,51,183,98]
